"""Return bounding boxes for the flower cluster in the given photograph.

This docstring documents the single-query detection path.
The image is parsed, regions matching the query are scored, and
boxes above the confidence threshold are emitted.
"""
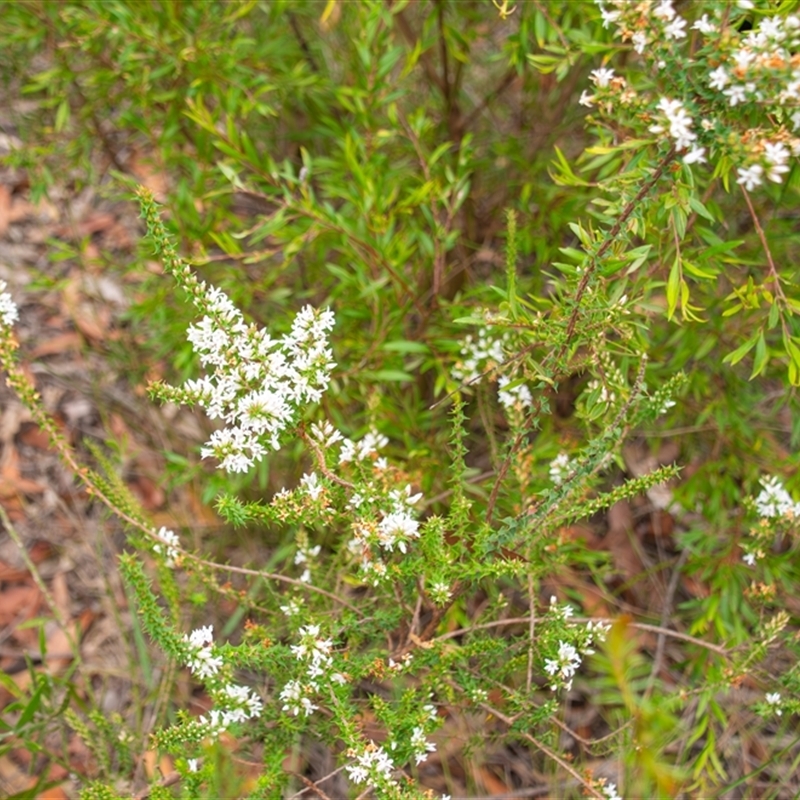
[542,599,611,692]
[648,98,705,165]
[348,483,424,583]
[754,476,800,519]
[452,324,532,412]
[279,679,319,718]
[544,640,583,692]
[742,476,799,566]
[293,533,321,584]
[601,781,624,800]
[587,1,800,184]
[0,280,19,328]
[408,725,437,765]
[153,526,180,567]
[339,428,388,464]
[281,624,346,717]
[269,423,425,583]
[180,626,262,738]
[345,741,396,790]
[155,284,335,473]
[183,625,224,680]
[549,452,572,485]
[765,691,783,716]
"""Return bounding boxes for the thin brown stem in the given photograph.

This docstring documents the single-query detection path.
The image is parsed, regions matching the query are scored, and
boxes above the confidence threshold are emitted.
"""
[558,145,678,360]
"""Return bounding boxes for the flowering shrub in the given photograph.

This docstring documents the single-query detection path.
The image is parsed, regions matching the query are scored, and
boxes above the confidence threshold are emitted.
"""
[2,1,800,798]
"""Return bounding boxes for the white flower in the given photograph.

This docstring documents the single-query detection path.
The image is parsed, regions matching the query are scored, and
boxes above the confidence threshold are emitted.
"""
[177,293,336,474]
[549,452,571,485]
[410,726,437,764]
[754,476,800,518]
[733,48,755,71]
[544,640,583,691]
[765,692,782,715]
[187,759,199,773]
[743,552,757,566]
[590,67,615,88]
[377,510,420,553]
[599,5,621,28]
[653,0,676,21]
[631,31,647,54]
[429,580,452,604]
[655,97,696,150]
[692,14,715,34]
[280,679,319,717]
[345,742,396,788]
[498,375,533,409]
[683,146,706,165]
[764,141,791,183]
[602,782,623,800]
[737,163,764,191]
[724,84,748,106]
[0,280,19,328]
[579,90,595,107]
[664,16,687,40]
[183,626,224,680]
[153,527,180,566]
[280,598,301,615]
[708,67,730,92]
[221,683,263,723]
[300,472,323,501]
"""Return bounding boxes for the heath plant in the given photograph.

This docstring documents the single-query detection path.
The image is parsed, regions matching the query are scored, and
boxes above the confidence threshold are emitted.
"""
[1,1,800,799]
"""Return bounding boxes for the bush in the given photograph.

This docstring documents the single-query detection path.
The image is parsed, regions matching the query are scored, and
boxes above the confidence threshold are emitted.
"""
[1,1,799,798]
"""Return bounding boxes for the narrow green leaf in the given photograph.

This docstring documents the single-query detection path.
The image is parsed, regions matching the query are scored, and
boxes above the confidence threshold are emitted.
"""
[667,256,681,320]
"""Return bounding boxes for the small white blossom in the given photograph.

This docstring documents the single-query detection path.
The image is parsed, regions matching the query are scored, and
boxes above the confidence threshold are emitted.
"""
[599,5,621,28]
[183,625,224,680]
[664,16,687,39]
[590,67,615,88]
[0,280,19,328]
[549,452,571,485]
[602,782,623,800]
[410,726,437,765]
[765,692,783,715]
[498,375,533,409]
[377,510,420,553]
[708,67,730,92]
[153,527,180,567]
[300,472,323,501]
[724,84,748,106]
[763,141,791,183]
[653,0,675,20]
[754,476,800,518]
[692,14,716,34]
[280,679,319,717]
[544,640,583,691]
[579,90,595,107]
[683,146,706,166]
[737,163,764,190]
[631,31,647,54]
[345,742,396,788]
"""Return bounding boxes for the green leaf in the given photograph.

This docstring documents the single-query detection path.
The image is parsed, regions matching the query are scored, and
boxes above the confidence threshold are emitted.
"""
[382,340,429,354]
[361,369,415,382]
[722,335,757,366]
[750,331,768,378]
[667,256,681,320]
